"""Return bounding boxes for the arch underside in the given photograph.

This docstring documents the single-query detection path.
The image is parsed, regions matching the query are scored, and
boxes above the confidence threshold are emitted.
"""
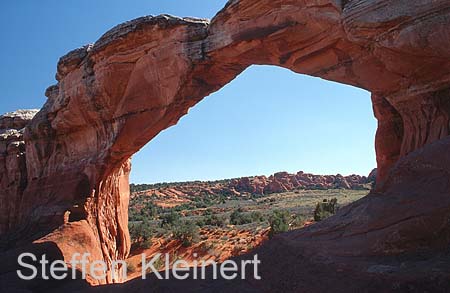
[1,0,450,287]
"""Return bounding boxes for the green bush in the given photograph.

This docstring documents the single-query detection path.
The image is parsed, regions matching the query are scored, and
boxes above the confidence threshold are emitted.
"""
[313,198,338,222]
[290,214,305,229]
[250,211,264,222]
[268,210,290,239]
[140,202,159,220]
[172,221,200,247]
[230,208,253,225]
[196,218,206,227]
[204,214,227,227]
[128,198,163,222]
[160,210,180,228]
[129,219,153,249]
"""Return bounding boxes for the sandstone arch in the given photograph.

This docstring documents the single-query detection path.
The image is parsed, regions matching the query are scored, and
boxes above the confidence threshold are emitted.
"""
[1,0,450,286]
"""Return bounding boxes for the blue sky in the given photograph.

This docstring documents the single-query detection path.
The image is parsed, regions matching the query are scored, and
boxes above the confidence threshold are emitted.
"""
[0,1,377,184]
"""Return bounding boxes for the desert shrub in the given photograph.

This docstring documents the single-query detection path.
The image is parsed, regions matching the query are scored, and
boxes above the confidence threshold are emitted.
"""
[268,210,290,239]
[290,214,305,229]
[129,225,139,242]
[196,218,206,227]
[250,211,264,222]
[173,202,196,212]
[195,202,208,209]
[129,219,153,249]
[128,211,142,222]
[313,198,338,222]
[143,202,159,219]
[129,199,163,222]
[172,221,200,247]
[160,210,180,228]
[203,208,213,216]
[204,214,227,227]
[230,208,254,225]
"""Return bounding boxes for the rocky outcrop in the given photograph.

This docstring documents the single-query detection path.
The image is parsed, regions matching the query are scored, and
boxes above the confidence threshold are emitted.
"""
[0,110,38,130]
[132,170,372,200]
[1,0,450,287]
[367,168,377,183]
[231,171,370,194]
[0,110,38,234]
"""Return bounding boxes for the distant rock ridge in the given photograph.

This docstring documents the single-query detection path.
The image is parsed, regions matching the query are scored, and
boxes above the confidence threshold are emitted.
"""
[132,169,375,199]
[232,171,371,194]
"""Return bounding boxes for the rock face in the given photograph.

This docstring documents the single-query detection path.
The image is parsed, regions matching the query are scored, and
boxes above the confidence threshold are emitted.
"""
[1,0,450,287]
[0,110,38,234]
[230,171,370,194]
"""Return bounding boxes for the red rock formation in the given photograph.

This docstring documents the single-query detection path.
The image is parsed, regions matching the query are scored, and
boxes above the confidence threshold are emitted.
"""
[1,0,450,287]
[134,170,371,200]
[230,171,369,194]
[137,171,375,198]
[0,110,38,234]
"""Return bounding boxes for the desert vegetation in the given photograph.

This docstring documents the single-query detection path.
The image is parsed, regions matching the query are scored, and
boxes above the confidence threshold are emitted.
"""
[126,182,369,279]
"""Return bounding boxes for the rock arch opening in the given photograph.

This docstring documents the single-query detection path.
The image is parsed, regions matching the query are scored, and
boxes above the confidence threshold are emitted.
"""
[130,65,376,184]
[126,64,376,273]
